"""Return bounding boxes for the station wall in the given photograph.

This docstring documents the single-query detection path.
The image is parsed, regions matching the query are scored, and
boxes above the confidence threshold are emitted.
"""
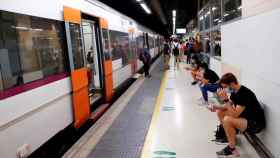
[220,7,280,157]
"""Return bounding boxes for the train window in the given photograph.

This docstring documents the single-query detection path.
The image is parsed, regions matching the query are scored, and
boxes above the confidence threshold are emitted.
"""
[136,35,144,57]
[200,32,211,54]
[204,7,211,30]
[128,32,137,62]
[199,12,204,31]
[0,10,68,92]
[223,0,242,22]
[102,29,111,60]
[148,36,155,49]
[69,23,84,69]
[109,30,129,66]
[211,29,221,59]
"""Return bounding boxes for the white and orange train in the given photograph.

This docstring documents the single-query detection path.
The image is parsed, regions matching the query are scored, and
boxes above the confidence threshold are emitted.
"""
[0,0,163,157]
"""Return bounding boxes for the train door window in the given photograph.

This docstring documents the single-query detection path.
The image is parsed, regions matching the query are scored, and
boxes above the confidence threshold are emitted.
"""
[101,29,111,60]
[69,23,84,69]
[82,21,102,91]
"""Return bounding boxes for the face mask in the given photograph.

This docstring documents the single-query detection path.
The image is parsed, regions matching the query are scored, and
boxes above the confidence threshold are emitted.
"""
[226,87,234,93]
[200,69,205,74]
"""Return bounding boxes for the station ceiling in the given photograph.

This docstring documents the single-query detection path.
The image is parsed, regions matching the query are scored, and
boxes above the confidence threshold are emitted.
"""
[98,0,198,36]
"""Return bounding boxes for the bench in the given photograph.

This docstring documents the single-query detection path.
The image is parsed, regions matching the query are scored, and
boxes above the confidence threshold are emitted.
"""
[243,131,274,158]
[243,103,274,158]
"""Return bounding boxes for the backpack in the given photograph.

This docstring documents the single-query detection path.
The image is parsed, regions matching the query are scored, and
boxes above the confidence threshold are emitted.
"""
[163,44,169,55]
[173,46,179,56]
[139,52,146,62]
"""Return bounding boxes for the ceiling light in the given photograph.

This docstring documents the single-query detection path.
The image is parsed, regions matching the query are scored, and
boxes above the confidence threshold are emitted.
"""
[172,10,176,17]
[212,7,217,11]
[136,0,141,2]
[140,3,151,14]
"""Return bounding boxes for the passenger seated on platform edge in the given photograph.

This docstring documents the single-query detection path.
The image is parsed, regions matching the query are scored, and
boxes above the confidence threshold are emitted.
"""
[196,62,220,106]
[185,55,201,85]
[208,73,265,157]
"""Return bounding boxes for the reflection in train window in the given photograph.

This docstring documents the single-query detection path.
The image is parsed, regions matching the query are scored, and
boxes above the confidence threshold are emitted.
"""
[211,29,221,58]
[0,10,68,92]
[223,0,241,22]
[212,0,222,26]
[109,30,129,66]
[136,35,144,57]
[148,36,155,49]
[102,29,111,60]
[69,23,84,69]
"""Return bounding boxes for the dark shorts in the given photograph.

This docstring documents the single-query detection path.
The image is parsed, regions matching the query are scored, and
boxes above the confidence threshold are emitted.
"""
[245,120,265,134]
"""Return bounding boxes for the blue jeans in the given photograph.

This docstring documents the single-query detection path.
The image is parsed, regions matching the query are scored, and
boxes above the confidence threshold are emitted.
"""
[200,83,220,102]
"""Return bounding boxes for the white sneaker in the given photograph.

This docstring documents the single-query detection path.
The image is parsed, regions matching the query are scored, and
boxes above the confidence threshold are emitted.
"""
[198,100,209,106]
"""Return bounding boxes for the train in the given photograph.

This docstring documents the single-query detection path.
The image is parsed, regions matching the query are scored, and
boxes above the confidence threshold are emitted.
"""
[0,0,163,157]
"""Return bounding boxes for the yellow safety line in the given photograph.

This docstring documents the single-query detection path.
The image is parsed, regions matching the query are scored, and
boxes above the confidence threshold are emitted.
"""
[141,72,167,158]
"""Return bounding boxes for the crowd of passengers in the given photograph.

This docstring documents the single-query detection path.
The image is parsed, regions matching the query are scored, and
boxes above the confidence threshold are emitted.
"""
[162,37,266,157]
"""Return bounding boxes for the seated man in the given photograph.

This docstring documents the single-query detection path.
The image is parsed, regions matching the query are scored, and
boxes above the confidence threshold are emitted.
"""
[197,63,220,105]
[210,73,265,157]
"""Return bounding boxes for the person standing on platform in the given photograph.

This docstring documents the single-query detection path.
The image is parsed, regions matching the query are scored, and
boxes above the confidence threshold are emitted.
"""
[163,41,171,70]
[172,39,180,70]
[139,46,152,78]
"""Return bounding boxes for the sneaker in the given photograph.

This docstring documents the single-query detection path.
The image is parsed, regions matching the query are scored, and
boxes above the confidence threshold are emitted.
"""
[216,145,240,157]
[197,100,209,106]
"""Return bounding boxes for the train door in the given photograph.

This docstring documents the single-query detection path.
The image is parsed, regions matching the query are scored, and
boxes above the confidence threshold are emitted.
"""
[81,20,103,104]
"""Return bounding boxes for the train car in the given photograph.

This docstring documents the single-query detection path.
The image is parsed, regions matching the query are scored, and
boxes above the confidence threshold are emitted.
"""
[0,0,163,157]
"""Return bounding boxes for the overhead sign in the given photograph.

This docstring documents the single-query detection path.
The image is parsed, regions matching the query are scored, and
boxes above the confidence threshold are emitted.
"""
[176,28,186,34]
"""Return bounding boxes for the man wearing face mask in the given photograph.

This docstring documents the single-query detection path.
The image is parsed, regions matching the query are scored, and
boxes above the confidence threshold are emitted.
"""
[197,62,220,106]
[211,73,265,157]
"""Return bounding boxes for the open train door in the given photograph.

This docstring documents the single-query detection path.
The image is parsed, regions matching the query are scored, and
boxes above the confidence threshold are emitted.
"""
[80,14,105,105]
[64,6,90,129]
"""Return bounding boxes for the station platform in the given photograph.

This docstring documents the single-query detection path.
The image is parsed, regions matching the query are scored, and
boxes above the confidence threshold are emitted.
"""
[63,57,261,158]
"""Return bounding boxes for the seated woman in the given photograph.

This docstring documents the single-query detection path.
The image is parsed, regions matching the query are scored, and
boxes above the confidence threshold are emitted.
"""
[185,55,202,85]
[197,62,220,106]
[210,73,265,157]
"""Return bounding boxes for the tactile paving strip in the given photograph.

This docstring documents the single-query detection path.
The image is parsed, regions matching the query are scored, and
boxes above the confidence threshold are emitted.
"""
[88,61,164,158]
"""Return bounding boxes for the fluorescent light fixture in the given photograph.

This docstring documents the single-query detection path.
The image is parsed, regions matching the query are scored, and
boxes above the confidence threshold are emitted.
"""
[172,10,176,34]
[140,3,151,14]
[136,0,141,2]
[172,10,176,17]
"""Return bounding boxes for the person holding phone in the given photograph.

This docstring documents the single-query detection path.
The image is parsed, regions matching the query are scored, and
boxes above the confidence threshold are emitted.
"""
[209,73,265,157]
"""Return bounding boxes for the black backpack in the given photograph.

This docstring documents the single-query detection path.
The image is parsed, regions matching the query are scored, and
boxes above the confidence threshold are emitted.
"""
[163,44,169,55]
[173,46,179,56]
